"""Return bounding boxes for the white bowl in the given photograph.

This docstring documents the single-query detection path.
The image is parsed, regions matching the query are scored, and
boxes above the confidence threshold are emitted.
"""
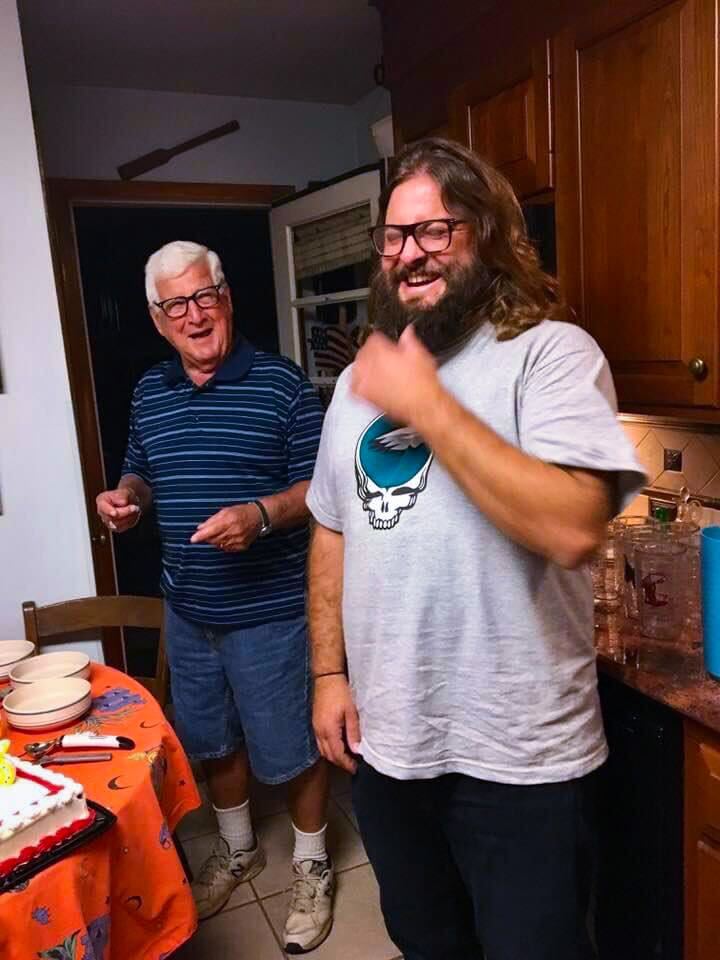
[3,678,92,731]
[10,651,91,687]
[0,641,35,681]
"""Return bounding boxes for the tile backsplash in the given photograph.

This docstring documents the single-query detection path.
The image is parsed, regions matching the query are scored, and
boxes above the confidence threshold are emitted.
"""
[621,419,720,499]
[619,418,720,526]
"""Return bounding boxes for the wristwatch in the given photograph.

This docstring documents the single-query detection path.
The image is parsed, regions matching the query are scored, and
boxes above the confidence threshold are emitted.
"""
[253,499,272,537]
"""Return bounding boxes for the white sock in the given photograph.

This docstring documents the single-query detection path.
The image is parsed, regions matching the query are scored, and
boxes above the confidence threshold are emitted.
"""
[213,799,255,853]
[292,822,328,863]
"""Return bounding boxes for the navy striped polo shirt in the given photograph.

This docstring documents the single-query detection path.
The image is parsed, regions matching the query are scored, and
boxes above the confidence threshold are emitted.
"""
[121,338,323,626]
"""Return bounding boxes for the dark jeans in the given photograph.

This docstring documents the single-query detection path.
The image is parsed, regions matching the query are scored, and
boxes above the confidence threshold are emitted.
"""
[352,759,599,960]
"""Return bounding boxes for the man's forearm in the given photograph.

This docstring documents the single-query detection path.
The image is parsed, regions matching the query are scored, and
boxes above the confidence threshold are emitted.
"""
[259,480,311,531]
[119,474,153,513]
[308,524,347,676]
[414,389,611,568]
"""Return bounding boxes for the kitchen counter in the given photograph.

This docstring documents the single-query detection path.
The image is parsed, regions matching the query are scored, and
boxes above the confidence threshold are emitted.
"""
[595,609,720,735]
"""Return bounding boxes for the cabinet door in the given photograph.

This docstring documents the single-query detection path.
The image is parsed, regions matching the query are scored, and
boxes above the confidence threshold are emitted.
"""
[454,42,552,199]
[686,722,720,960]
[597,675,683,959]
[554,0,719,407]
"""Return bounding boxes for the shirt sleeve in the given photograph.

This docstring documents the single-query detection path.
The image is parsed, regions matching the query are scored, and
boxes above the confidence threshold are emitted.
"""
[286,373,324,485]
[306,371,347,532]
[519,323,646,513]
[120,380,151,486]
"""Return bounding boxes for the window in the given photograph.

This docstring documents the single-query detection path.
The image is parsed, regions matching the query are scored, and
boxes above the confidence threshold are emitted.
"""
[271,167,382,407]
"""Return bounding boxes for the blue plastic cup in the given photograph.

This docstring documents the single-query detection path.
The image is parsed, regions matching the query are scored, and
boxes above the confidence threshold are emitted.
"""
[700,526,720,680]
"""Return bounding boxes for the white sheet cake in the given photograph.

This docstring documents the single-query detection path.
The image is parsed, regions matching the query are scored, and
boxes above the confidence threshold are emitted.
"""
[0,754,92,876]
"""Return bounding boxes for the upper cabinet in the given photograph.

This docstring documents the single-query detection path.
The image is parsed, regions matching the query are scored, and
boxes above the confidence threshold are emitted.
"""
[451,42,553,199]
[554,0,719,407]
[378,0,720,411]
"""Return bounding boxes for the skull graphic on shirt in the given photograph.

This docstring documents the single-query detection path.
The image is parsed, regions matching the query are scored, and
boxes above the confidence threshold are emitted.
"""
[354,415,433,530]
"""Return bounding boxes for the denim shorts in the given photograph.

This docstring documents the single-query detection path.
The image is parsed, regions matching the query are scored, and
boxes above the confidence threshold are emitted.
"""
[164,603,319,784]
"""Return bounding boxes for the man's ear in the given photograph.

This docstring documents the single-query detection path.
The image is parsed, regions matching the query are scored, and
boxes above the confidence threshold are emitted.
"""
[224,284,233,313]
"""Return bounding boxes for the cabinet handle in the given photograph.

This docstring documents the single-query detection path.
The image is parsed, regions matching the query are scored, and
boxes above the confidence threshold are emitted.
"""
[91,531,107,545]
[688,357,708,381]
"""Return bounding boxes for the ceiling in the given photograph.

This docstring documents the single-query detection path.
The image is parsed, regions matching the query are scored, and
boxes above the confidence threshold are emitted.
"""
[18,0,383,105]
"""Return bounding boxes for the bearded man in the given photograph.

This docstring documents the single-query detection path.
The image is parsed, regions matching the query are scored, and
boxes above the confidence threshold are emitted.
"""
[306,139,645,960]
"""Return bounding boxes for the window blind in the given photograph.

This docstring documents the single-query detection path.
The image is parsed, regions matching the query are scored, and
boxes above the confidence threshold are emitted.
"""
[293,203,372,280]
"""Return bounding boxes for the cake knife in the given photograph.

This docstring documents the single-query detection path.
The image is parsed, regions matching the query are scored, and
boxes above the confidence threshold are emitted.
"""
[38,752,113,766]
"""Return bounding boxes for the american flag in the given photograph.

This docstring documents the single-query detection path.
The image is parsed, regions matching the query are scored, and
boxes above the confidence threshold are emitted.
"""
[309,324,356,375]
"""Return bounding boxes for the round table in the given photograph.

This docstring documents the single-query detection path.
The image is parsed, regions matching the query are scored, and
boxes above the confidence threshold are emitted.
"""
[0,665,201,960]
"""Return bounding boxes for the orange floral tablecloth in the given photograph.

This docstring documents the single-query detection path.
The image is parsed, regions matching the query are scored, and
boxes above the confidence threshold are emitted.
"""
[0,664,201,960]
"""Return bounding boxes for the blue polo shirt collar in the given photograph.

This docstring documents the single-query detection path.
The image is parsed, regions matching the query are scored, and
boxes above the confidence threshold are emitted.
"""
[163,337,256,387]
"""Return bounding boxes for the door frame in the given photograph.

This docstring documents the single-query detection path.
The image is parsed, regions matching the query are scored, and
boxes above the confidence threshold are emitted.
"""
[45,178,293,666]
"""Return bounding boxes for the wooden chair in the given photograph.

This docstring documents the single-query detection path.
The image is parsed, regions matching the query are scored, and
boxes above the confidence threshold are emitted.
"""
[22,596,169,708]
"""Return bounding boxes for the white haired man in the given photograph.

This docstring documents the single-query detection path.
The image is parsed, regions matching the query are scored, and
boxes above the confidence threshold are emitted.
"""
[96,240,334,953]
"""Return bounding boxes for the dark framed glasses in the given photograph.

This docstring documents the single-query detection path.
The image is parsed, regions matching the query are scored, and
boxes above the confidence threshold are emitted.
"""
[154,283,225,319]
[369,218,467,257]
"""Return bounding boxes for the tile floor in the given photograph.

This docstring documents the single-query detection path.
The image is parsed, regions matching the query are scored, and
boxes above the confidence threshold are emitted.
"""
[173,769,401,960]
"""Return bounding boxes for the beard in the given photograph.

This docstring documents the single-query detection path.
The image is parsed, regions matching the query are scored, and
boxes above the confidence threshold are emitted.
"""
[367,256,493,357]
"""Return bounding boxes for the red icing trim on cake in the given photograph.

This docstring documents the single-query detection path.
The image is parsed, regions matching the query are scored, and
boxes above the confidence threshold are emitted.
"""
[0,809,96,876]
[15,768,62,794]
[0,767,63,827]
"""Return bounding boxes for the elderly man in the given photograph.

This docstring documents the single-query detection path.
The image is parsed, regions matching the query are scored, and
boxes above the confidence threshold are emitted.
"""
[307,139,646,960]
[96,240,333,954]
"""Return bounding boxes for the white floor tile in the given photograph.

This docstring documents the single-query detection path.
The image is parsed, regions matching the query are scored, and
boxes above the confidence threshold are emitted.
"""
[334,793,359,831]
[174,901,284,959]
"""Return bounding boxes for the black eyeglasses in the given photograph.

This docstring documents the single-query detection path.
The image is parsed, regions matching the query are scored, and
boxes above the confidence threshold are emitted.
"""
[154,283,225,319]
[369,218,467,257]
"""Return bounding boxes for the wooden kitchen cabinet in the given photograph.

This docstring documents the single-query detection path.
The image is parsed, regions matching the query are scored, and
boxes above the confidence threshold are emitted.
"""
[554,0,719,408]
[685,720,720,960]
[378,0,720,412]
[451,42,553,199]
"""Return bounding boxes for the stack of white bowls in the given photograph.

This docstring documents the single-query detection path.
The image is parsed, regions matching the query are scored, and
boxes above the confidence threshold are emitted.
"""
[3,651,92,731]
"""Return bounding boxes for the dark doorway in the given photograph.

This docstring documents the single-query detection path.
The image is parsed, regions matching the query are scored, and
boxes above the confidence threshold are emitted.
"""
[73,204,278,675]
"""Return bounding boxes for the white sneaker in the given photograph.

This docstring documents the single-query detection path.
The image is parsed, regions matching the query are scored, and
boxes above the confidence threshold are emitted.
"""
[191,836,266,920]
[283,857,335,954]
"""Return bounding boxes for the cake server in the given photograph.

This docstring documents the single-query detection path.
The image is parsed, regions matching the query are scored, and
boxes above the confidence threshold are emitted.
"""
[24,734,135,759]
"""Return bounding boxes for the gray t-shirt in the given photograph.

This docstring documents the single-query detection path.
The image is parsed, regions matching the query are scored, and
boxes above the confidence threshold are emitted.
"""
[307,320,646,784]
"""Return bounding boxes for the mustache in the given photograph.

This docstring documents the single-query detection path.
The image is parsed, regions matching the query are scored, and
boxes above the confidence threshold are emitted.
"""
[387,260,447,285]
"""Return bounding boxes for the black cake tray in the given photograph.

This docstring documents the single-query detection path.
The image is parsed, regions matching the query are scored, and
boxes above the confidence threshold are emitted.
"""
[0,799,116,894]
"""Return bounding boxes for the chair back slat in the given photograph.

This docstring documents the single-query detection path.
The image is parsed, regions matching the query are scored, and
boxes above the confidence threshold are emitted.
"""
[21,597,168,708]
[26,596,163,635]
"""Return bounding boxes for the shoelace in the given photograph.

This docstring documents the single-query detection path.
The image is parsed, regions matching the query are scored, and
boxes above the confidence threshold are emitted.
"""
[289,868,330,914]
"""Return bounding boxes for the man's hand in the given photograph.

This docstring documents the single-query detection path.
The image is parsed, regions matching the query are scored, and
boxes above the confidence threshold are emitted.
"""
[96,488,141,533]
[352,325,445,427]
[313,675,361,774]
[190,503,262,551]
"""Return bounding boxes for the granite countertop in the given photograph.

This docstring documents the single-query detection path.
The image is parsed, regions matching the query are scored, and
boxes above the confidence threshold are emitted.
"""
[595,609,720,734]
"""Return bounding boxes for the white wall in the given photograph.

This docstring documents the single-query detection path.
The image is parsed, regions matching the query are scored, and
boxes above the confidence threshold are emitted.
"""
[33,83,362,190]
[0,0,100,658]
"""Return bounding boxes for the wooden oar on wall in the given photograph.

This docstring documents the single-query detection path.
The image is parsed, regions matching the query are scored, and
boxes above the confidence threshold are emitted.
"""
[117,120,240,180]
